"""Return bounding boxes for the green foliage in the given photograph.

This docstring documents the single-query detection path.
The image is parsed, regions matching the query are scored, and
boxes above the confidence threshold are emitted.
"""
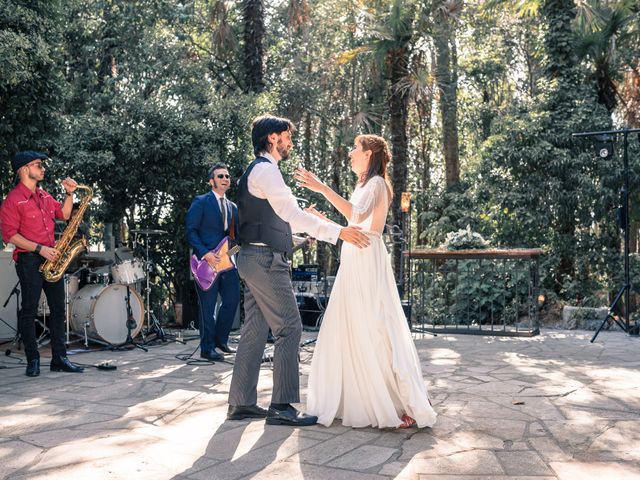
[0,0,65,192]
[414,257,532,326]
[1,0,637,318]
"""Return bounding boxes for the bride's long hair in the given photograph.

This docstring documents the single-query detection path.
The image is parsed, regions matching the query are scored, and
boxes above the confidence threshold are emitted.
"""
[355,134,394,200]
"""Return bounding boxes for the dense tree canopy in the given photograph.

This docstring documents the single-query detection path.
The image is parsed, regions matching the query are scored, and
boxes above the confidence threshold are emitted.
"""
[1,0,639,319]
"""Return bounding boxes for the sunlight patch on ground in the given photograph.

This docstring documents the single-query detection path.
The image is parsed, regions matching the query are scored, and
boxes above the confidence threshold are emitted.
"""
[125,389,203,424]
[550,461,640,480]
[136,364,184,379]
[428,348,461,366]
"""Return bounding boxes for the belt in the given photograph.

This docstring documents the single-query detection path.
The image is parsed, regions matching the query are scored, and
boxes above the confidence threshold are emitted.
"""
[243,244,289,258]
[18,251,41,257]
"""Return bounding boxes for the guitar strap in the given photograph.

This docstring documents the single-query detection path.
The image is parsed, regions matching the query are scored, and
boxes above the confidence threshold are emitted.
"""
[228,206,235,240]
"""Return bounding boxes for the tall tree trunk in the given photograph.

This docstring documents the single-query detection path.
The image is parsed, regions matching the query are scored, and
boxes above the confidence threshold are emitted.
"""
[243,0,265,93]
[432,0,460,188]
[388,46,410,280]
[541,0,579,290]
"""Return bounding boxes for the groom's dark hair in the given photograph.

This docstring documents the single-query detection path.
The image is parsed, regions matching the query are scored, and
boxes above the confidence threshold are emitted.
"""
[251,115,295,156]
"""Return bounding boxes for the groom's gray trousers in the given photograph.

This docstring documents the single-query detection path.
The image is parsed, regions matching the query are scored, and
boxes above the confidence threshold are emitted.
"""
[229,245,302,406]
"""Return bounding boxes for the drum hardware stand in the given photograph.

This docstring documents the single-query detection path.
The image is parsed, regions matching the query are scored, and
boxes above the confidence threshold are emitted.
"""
[64,266,88,345]
[64,274,74,345]
[36,298,50,347]
[81,321,90,348]
[132,229,168,344]
[112,285,147,352]
[2,281,21,355]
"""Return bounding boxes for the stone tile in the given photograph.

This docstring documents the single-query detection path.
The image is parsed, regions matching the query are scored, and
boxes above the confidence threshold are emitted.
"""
[559,406,640,421]
[240,460,389,479]
[412,450,504,475]
[528,436,572,462]
[3,329,640,480]
[416,477,557,480]
[327,445,397,470]
[378,460,417,477]
[550,461,640,480]
[198,423,295,461]
[372,430,413,448]
[543,420,611,450]
[496,450,553,475]
[297,430,381,465]
[188,435,323,480]
[0,440,43,478]
[469,417,527,440]
[528,421,547,436]
[587,420,640,461]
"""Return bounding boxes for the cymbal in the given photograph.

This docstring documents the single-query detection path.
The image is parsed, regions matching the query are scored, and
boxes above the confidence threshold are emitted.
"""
[130,228,168,235]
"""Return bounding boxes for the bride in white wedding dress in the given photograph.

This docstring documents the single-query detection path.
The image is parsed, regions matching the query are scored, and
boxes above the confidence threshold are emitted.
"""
[294,134,437,429]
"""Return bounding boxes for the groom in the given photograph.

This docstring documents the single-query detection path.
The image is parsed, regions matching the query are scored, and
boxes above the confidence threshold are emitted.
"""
[228,114,370,426]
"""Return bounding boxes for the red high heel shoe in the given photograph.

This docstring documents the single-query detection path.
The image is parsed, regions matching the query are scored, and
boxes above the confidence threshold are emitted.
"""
[399,414,417,429]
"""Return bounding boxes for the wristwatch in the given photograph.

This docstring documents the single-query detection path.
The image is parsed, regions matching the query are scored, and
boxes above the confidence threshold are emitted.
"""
[34,244,42,254]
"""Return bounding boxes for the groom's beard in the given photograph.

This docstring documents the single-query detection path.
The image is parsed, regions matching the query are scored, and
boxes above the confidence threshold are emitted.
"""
[276,139,291,161]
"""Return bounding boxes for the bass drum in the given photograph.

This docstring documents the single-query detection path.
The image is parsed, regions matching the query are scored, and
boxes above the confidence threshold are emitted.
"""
[71,284,144,345]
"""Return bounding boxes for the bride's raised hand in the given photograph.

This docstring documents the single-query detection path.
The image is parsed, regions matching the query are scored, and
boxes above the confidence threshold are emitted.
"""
[295,166,327,194]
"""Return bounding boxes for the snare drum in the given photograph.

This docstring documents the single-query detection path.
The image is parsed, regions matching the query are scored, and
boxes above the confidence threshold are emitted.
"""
[71,283,144,344]
[111,259,145,285]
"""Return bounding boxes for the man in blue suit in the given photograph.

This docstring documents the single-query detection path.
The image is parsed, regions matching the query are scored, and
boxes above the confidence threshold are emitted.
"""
[186,163,240,361]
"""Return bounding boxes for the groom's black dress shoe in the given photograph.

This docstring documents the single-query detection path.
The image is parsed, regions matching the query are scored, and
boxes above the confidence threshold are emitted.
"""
[50,356,84,373]
[26,358,40,377]
[227,404,269,420]
[265,406,318,427]
[216,343,236,354]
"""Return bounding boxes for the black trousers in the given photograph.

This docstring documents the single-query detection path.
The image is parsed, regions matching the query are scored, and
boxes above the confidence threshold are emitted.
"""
[15,253,66,361]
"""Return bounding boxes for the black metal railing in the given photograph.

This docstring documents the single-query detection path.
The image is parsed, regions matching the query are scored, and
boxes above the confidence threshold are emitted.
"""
[405,249,543,336]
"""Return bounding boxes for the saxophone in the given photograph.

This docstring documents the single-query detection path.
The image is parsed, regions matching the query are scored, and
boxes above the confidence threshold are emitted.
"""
[40,185,93,283]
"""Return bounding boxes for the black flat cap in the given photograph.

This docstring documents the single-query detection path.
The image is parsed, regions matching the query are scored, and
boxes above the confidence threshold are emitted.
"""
[11,151,48,173]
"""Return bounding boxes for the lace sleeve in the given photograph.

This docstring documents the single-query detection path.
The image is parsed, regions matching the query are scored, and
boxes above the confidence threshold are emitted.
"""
[349,176,388,225]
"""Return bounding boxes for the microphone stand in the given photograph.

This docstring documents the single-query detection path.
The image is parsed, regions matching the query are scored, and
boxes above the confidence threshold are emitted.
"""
[2,281,21,355]
[113,285,147,352]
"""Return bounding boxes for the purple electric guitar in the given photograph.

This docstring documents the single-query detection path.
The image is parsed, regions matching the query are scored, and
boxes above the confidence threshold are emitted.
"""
[190,236,241,291]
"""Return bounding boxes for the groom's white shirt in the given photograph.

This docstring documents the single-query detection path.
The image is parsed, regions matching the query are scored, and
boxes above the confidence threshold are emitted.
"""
[247,152,341,244]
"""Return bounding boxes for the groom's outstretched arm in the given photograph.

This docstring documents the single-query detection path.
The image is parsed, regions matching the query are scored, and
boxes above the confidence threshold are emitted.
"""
[249,161,369,248]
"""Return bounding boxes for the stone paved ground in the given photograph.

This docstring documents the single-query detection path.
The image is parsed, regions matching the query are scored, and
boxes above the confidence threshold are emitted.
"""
[1,329,639,480]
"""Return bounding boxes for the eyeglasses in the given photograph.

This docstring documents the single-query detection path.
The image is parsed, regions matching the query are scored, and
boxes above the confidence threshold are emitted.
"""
[27,162,45,170]
[215,174,230,179]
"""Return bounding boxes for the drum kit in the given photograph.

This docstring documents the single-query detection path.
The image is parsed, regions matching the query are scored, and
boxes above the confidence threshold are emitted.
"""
[37,228,168,348]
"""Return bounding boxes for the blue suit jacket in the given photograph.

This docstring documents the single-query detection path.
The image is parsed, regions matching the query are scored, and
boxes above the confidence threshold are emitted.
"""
[186,191,239,259]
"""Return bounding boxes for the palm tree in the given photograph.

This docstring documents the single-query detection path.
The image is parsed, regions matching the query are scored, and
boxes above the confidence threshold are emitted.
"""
[575,0,640,113]
[430,0,461,188]
[243,0,265,93]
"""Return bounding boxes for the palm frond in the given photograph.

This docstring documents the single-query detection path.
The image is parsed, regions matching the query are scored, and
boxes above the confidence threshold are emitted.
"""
[482,0,542,17]
[335,46,371,65]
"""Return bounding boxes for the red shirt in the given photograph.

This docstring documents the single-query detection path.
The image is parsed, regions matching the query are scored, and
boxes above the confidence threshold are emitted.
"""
[0,182,65,261]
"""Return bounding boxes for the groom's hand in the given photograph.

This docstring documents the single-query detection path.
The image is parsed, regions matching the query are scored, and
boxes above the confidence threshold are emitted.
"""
[339,226,370,248]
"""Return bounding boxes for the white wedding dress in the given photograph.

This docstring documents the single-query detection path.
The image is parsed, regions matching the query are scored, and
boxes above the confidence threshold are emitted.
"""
[306,176,437,428]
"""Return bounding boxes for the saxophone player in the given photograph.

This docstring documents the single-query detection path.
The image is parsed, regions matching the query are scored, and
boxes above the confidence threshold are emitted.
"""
[0,151,84,377]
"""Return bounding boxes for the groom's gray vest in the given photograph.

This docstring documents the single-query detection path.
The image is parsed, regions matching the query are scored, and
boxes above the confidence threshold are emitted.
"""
[237,157,293,254]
